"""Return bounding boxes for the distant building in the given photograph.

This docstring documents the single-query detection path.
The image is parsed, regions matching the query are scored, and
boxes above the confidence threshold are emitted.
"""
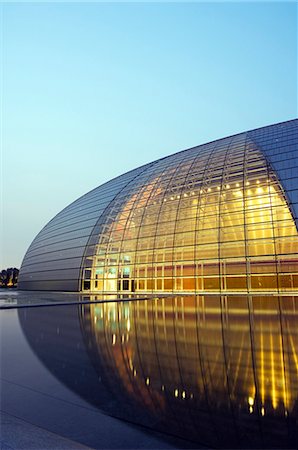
[19,120,298,293]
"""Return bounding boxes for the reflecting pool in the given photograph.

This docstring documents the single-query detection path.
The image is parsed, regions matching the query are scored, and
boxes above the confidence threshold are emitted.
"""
[1,292,298,448]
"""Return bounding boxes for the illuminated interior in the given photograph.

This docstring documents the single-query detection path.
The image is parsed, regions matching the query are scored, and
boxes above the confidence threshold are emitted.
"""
[82,138,298,294]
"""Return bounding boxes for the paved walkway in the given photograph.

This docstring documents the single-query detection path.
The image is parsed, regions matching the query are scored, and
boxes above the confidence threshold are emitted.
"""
[1,412,91,449]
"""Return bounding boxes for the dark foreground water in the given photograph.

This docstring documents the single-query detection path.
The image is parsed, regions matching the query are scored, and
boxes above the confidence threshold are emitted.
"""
[1,291,298,449]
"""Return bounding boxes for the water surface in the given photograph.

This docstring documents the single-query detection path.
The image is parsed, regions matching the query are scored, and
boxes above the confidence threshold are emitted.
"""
[1,291,297,448]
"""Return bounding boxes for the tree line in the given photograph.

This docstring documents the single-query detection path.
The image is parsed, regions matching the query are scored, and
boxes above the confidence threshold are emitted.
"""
[0,268,19,288]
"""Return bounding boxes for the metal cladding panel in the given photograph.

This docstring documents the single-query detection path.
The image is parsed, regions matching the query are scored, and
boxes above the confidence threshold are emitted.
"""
[248,120,298,224]
[18,163,155,291]
[18,279,80,291]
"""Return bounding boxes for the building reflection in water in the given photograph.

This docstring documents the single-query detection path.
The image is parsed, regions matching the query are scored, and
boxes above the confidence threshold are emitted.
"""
[19,295,298,449]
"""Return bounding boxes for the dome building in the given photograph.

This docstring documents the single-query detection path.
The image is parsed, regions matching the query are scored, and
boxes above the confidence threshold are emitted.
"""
[18,119,298,293]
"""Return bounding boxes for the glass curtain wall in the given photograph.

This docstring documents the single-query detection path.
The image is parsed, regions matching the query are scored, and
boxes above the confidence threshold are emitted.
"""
[82,136,298,294]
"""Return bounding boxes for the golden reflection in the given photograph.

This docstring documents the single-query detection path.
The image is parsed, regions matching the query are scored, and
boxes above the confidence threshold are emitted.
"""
[83,295,298,422]
[270,333,277,409]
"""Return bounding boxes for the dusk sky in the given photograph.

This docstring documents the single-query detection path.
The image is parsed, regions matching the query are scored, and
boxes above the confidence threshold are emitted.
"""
[2,1,297,268]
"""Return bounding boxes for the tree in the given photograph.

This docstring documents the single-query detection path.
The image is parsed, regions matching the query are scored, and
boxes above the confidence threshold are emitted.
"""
[0,268,19,288]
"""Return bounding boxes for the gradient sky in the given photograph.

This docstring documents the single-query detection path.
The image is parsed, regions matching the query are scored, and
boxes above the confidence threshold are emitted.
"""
[1,1,297,268]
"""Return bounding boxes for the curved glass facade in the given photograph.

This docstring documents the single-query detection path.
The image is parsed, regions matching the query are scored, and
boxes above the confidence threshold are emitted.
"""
[18,119,298,293]
[81,134,298,294]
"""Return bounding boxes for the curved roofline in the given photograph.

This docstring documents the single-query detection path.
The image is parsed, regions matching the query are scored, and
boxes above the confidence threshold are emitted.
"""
[24,117,298,259]
[57,118,298,213]
[157,117,298,163]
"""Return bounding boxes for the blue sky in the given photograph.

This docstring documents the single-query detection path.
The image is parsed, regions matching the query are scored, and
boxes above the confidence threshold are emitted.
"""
[1,1,297,268]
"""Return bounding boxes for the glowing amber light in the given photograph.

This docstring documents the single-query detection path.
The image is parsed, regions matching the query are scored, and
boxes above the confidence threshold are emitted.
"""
[82,140,298,296]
